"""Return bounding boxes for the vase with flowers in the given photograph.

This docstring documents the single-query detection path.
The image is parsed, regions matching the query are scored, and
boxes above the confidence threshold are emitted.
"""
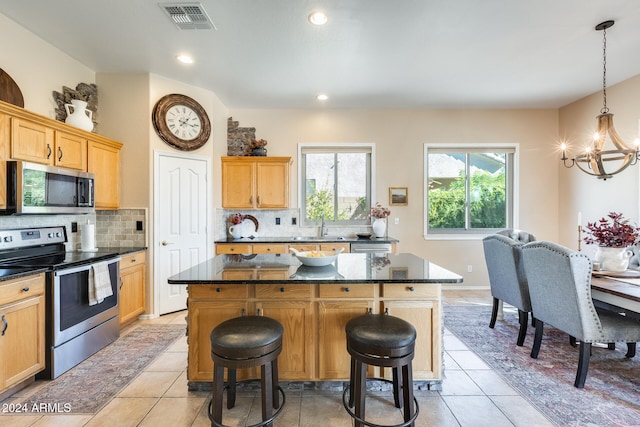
[583,212,639,271]
[370,203,391,238]
[228,213,245,239]
[250,138,268,156]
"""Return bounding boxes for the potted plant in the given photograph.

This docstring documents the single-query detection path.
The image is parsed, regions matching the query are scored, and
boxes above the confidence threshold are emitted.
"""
[583,212,639,271]
[250,139,268,156]
[370,203,391,238]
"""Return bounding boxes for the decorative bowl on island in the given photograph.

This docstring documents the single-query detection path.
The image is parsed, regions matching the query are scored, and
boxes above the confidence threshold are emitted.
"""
[289,247,344,267]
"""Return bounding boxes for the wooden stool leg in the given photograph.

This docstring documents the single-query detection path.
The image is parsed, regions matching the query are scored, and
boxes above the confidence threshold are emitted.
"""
[354,360,367,427]
[392,367,402,409]
[261,363,274,427]
[402,363,415,427]
[227,368,236,409]
[348,357,356,408]
[212,364,225,424]
[271,358,279,409]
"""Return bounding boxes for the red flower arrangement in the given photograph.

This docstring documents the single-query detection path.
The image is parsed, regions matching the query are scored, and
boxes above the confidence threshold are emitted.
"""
[370,203,391,219]
[229,213,245,225]
[583,212,639,247]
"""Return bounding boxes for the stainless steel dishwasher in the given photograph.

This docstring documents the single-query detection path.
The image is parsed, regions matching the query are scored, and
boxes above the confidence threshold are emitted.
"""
[350,242,393,253]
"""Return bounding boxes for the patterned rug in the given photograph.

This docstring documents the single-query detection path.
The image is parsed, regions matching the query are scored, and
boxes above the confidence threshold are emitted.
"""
[13,323,185,414]
[444,305,640,427]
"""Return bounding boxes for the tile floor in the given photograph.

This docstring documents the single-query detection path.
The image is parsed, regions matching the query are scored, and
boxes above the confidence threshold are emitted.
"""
[0,290,556,426]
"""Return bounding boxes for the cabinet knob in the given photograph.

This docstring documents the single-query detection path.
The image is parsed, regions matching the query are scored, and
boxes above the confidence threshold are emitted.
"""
[344,287,350,293]
[22,287,30,292]
[408,286,415,292]
[216,287,221,293]
[280,287,285,293]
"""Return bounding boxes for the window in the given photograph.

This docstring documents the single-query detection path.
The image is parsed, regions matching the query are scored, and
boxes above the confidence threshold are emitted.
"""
[299,144,374,227]
[424,144,517,237]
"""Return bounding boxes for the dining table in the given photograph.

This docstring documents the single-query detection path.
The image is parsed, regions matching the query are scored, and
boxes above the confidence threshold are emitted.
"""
[591,270,640,318]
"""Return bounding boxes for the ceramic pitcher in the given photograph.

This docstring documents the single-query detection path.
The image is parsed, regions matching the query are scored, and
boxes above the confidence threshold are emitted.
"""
[64,99,94,132]
[594,247,633,272]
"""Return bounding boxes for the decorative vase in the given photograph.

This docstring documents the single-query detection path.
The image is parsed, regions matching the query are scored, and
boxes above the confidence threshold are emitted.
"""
[251,147,267,156]
[64,99,94,132]
[228,224,243,239]
[594,246,633,272]
[372,217,386,238]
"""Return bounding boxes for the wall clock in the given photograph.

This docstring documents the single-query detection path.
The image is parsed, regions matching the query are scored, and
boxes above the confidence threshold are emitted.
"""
[152,94,211,151]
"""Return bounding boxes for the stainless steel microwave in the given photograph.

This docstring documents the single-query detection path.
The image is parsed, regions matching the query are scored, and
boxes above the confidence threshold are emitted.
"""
[4,161,95,214]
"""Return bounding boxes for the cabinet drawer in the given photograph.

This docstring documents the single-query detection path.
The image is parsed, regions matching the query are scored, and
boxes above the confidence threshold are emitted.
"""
[256,269,290,280]
[382,283,439,299]
[319,283,375,298]
[216,244,252,254]
[222,270,254,281]
[288,244,318,252]
[189,285,249,300]
[256,284,312,299]
[320,243,350,253]
[252,244,288,254]
[120,251,146,269]
[0,274,46,306]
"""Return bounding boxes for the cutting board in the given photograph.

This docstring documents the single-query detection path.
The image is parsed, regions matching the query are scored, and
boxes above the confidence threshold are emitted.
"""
[0,68,24,107]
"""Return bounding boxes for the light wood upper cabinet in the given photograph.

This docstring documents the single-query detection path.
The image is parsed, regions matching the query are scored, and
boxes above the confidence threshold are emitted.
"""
[54,131,87,170]
[10,117,55,165]
[88,139,121,209]
[221,157,291,209]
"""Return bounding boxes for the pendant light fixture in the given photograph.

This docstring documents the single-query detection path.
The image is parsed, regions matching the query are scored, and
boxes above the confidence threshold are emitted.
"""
[561,20,639,180]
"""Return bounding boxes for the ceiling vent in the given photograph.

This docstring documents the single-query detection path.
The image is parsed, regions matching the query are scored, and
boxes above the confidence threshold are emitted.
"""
[160,3,216,30]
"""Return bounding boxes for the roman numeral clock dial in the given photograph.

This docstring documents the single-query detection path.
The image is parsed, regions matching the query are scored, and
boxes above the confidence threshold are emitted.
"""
[152,94,211,151]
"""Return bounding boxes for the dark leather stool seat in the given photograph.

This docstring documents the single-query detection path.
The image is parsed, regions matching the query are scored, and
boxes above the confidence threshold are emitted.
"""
[209,316,285,427]
[344,313,419,427]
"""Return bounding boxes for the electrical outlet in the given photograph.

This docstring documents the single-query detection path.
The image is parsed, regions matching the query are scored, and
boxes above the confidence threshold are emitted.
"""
[136,221,143,231]
[275,217,281,225]
[467,265,473,273]
[394,217,399,225]
[71,222,78,232]
[292,217,297,225]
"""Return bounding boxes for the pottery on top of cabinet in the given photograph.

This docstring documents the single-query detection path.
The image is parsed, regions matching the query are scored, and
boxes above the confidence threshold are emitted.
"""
[65,99,94,132]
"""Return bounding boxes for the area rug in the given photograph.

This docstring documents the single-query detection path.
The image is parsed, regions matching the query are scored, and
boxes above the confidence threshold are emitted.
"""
[444,305,640,427]
[14,324,185,414]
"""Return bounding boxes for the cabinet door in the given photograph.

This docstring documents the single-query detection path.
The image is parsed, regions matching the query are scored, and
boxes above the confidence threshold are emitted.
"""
[54,131,87,170]
[0,112,10,209]
[119,263,146,326]
[317,300,373,380]
[382,300,440,380]
[257,300,314,380]
[88,140,120,209]
[255,161,289,208]
[188,300,250,382]
[10,117,55,165]
[222,161,254,208]
[0,295,45,390]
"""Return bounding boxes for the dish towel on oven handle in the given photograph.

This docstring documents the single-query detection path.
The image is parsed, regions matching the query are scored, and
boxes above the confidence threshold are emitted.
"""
[88,261,113,306]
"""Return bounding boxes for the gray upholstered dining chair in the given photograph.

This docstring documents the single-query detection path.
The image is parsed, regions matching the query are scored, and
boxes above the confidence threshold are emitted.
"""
[496,229,536,244]
[521,241,640,388]
[482,233,532,346]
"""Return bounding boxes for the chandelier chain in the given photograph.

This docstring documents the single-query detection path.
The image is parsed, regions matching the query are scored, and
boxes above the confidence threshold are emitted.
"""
[601,25,609,114]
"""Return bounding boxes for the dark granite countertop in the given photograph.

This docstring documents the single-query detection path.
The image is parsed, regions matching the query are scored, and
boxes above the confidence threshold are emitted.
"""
[0,267,49,282]
[215,236,399,244]
[168,253,463,285]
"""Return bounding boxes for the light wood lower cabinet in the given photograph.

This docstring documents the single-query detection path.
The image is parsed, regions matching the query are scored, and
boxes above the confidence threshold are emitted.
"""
[0,273,46,393]
[186,281,440,386]
[119,251,146,327]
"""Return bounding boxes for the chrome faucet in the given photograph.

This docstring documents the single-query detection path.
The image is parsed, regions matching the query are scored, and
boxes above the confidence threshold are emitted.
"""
[320,214,328,236]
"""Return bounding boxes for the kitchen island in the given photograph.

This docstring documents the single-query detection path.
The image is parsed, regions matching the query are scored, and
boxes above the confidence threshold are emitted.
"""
[168,252,462,390]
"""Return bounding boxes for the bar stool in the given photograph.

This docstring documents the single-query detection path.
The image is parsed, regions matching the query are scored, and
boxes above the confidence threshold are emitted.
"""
[208,315,285,427]
[343,313,419,427]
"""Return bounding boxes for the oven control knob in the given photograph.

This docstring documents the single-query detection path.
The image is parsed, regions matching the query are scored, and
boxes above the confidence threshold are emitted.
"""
[55,232,62,237]
[3,236,12,243]
[48,233,54,238]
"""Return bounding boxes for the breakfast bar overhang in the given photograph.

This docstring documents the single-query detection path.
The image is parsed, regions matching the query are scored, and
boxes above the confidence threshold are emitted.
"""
[168,252,463,390]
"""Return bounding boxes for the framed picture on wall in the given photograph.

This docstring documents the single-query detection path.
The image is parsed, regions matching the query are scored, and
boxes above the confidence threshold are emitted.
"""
[389,187,408,206]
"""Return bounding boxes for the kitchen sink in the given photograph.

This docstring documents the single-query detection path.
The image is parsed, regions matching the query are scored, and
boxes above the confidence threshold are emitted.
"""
[291,236,348,241]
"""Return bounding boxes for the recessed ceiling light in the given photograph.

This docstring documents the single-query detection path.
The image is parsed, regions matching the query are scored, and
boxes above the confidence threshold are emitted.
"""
[177,54,194,64]
[308,11,328,26]
[317,94,328,101]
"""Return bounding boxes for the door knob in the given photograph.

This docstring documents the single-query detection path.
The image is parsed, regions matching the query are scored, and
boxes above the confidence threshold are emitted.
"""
[161,240,174,246]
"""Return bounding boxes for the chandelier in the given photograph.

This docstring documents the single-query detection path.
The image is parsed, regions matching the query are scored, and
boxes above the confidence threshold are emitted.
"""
[561,20,639,180]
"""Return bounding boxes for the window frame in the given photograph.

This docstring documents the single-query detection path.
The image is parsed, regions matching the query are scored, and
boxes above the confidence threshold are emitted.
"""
[423,143,519,240]
[298,143,376,228]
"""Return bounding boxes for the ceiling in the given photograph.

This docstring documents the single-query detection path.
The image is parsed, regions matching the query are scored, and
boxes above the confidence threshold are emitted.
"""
[2,0,640,110]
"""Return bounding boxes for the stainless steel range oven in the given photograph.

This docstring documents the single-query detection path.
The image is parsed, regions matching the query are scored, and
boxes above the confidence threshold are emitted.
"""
[0,226,120,379]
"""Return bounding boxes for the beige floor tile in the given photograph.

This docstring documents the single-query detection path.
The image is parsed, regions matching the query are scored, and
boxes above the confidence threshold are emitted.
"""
[30,414,93,426]
[145,351,188,372]
[192,396,254,427]
[443,352,462,370]
[167,335,188,352]
[441,395,514,427]
[443,332,469,351]
[0,415,43,427]
[490,395,556,427]
[118,371,182,397]
[164,370,211,398]
[138,397,207,427]
[439,370,484,396]
[465,370,519,396]
[84,397,158,427]
[414,395,461,427]
[299,394,352,426]
[243,394,300,427]
[446,350,490,370]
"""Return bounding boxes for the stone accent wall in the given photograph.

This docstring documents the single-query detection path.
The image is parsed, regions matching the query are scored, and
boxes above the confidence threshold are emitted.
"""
[95,208,147,248]
[227,117,256,156]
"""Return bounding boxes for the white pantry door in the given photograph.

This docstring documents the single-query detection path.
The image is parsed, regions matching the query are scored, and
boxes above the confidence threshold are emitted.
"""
[156,152,210,315]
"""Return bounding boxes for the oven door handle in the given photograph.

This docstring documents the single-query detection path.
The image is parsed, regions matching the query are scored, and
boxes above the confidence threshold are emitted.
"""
[1,314,7,336]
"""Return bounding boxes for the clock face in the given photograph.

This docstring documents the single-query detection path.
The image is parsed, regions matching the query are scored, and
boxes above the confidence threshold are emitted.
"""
[165,105,202,141]
[152,94,211,151]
